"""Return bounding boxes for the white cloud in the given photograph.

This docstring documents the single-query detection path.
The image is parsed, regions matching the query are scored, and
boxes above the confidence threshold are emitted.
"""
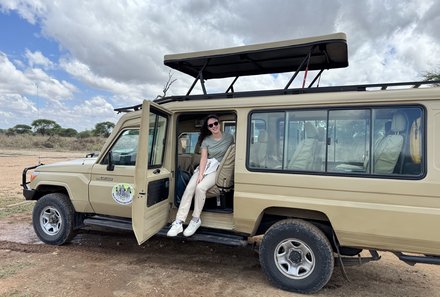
[0,52,77,101]
[1,0,440,130]
[59,58,157,100]
[0,93,38,128]
[40,96,120,131]
[5,0,440,88]
[25,49,53,69]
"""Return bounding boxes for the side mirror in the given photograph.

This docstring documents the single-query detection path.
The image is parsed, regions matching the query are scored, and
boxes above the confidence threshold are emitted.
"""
[107,151,115,171]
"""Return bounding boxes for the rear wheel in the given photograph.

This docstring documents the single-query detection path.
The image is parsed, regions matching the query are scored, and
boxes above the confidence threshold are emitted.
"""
[259,219,334,294]
[32,193,76,245]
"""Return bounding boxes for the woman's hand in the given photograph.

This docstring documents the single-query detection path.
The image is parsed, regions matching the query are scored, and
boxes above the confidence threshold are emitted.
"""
[197,148,208,184]
[196,174,204,184]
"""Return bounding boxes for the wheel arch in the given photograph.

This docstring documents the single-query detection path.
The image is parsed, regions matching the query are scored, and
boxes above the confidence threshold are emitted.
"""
[34,184,70,200]
[253,207,363,256]
[253,207,332,236]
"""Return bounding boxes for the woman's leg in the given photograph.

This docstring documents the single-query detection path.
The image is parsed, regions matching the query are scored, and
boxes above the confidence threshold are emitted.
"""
[175,172,198,222]
[192,172,217,219]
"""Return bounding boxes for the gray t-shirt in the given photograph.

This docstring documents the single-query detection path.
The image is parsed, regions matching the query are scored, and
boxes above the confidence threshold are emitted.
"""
[201,133,234,162]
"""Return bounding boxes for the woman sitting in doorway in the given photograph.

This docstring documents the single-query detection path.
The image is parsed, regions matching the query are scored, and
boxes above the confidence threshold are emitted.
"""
[167,115,234,237]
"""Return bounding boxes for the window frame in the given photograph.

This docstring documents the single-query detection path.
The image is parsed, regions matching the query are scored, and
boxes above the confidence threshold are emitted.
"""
[148,110,169,169]
[246,104,427,180]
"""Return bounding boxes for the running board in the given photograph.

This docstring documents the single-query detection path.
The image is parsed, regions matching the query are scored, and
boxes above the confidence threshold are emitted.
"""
[156,227,249,247]
[394,252,440,266]
[83,216,248,247]
[83,216,133,231]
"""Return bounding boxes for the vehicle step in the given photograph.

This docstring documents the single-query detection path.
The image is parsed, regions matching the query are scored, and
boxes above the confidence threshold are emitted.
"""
[83,216,249,247]
[156,226,248,247]
[83,216,133,231]
[395,252,440,265]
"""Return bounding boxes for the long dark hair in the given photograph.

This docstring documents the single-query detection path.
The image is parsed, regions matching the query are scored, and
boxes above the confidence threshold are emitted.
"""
[197,114,219,146]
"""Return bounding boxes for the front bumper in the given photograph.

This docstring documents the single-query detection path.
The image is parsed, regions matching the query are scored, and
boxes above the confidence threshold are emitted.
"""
[21,164,41,200]
[23,187,36,200]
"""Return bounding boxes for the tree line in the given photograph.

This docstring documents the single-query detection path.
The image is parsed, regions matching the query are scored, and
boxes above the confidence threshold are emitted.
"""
[0,119,115,138]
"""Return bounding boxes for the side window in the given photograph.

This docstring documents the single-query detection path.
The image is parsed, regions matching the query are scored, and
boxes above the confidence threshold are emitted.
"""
[223,121,236,138]
[248,106,424,178]
[371,107,424,176]
[103,129,139,166]
[178,132,199,154]
[249,110,326,171]
[284,110,326,171]
[149,112,167,167]
[249,112,283,169]
[327,109,370,173]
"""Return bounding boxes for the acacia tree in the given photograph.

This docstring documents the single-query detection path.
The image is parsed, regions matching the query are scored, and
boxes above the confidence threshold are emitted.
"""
[93,121,115,137]
[58,128,78,137]
[31,119,61,136]
[423,70,440,86]
[12,124,32,134]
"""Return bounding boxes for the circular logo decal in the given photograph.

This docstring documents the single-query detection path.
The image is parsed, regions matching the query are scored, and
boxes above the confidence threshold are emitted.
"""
[112,183,134,205]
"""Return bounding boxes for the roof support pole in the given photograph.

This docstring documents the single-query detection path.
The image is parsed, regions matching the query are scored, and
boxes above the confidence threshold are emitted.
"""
[226,76,239,93]
[186,59,210,96]
[308,69,325,88]
[199,73,207,95]
[284,48,313,90]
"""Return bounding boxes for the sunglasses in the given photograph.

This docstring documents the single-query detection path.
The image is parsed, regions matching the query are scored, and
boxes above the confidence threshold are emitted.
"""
[208,121,219,128]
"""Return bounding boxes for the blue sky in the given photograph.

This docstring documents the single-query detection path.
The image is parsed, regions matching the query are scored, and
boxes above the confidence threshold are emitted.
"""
[0,0,439,131]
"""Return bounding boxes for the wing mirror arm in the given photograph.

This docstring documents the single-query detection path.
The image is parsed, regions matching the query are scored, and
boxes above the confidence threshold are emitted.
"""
[107,151,115,171]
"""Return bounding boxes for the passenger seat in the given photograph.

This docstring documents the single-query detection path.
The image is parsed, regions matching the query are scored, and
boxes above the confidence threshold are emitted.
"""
[206,144,236,207]
[373,113,406,174]
[287,122,319,171]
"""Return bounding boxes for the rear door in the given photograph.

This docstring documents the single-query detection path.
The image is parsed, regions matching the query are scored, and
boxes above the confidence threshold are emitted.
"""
[132,100,172,244]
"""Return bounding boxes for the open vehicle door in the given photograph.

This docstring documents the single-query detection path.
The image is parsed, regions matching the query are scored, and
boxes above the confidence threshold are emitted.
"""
[132,100,172,244]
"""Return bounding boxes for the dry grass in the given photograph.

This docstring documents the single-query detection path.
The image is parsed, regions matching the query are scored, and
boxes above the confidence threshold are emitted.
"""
[0,134,106,152]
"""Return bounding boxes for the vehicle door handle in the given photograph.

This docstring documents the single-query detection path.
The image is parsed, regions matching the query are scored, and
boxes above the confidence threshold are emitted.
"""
[153,169,160,174]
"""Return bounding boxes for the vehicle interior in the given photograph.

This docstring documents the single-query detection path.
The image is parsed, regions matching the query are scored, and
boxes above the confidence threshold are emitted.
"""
[175,112,237,213]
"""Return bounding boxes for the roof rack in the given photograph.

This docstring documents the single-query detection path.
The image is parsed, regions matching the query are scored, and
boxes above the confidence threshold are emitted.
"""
[113,80,440,112]
[114,104,142,113]
[164,33,348,97]
[154,80,440,104]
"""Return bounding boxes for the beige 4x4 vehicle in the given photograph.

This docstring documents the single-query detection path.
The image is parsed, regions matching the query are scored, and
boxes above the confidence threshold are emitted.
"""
[22,33,440,293]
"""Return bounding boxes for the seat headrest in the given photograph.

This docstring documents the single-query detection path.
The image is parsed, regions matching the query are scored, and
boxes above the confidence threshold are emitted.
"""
[391,113,406,133]
[258,130,268,143]
[305,122,318,138]
[177,138,184,154]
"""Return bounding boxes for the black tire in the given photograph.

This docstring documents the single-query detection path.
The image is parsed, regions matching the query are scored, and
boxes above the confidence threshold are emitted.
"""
[259,219,334,294]
[32,193,77,245]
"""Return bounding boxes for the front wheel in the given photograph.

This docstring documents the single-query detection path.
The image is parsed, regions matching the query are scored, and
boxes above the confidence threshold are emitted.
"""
[259,219,334,294]
[32,193,77,245]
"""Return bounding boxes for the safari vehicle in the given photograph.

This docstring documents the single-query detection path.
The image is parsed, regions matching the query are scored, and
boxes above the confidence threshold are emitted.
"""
[22,33,440,294]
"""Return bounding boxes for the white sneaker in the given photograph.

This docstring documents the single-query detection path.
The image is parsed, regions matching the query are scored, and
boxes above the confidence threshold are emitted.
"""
[183,219,201,237]
[167,221,183,237]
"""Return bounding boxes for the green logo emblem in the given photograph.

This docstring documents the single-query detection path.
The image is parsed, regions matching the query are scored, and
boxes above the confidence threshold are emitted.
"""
[112,183,134,205]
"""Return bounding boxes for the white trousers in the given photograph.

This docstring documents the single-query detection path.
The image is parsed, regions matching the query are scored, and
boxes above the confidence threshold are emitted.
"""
[175,171,216,222]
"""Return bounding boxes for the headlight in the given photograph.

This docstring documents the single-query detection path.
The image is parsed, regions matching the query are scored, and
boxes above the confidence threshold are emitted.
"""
[30,172,39,183]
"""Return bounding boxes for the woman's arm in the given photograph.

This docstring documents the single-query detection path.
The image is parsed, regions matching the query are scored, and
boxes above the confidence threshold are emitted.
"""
[197,148,208,184]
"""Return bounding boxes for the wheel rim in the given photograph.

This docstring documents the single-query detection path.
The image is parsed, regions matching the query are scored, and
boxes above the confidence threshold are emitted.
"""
[39,206,62,236]
[274,238,315,279]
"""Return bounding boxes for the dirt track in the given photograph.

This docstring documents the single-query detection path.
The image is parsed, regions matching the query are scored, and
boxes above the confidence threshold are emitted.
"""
[1,149,439,297]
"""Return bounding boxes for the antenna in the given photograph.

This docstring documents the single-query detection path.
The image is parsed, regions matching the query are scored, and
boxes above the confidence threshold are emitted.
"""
[35,82,42,165]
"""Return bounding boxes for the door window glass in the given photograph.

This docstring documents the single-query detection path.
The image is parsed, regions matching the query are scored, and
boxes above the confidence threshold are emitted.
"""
[103,129,139,166]
[149,112,168,167]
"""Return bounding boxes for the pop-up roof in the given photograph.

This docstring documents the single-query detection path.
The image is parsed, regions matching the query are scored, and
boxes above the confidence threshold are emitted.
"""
[164,32,348,80]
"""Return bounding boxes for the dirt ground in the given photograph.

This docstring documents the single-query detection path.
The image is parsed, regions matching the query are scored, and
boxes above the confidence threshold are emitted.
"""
[0,149,439,297]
